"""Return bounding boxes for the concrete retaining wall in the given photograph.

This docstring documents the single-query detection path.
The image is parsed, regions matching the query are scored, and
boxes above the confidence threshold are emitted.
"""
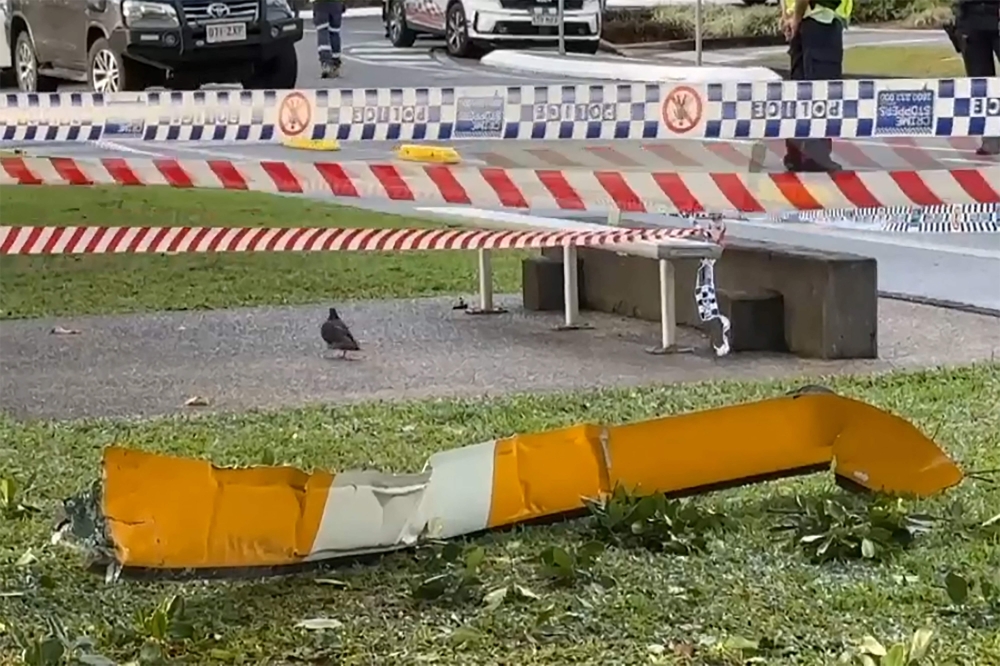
[529,240,878,359]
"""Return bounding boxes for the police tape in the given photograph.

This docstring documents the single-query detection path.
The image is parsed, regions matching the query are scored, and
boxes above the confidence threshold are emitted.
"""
[0,225,720,256]
[2,156,997,216]
[1,77,998,143]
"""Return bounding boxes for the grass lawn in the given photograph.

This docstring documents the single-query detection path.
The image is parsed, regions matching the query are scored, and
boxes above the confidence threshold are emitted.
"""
[0,186,525,320]
[758,45,966,78]
[1,365,998,664]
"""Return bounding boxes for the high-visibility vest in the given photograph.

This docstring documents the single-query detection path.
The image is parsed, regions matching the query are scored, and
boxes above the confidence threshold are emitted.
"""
[784,0,853,24]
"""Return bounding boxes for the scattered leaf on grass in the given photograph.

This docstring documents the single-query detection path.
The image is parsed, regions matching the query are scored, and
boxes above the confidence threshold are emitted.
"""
[295,618,344,631]
[314,578,348,588]
[859,635,887,656]
[909,628,934,660]
[16,549,38,566]
[512,583,539,600]
[482,587,508,610]
[723,636,759,651]
[883,643,907,666]
[945,572,970,605]
[448,626,483,645]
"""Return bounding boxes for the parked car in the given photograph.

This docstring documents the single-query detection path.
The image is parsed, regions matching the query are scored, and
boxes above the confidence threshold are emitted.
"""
[384,0,602,57]
[2,0,304,93]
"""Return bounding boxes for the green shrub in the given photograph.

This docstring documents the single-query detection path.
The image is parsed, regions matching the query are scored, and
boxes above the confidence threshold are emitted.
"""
[853,0,951,23]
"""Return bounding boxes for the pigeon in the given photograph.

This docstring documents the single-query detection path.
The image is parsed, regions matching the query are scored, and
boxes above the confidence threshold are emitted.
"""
[321,308,360,359]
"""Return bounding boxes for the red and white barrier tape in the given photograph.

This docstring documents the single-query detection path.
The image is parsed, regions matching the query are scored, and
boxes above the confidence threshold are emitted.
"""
[0,225,719,256]
[2,156,997,215]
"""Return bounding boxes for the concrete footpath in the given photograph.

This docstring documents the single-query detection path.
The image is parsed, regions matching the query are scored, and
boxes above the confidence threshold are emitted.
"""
[1,296,997,421]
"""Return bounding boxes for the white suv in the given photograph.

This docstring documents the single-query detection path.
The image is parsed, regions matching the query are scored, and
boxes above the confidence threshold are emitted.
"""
[385,0,602,57]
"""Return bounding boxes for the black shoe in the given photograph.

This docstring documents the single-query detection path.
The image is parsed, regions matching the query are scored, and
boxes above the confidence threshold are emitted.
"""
[976,139,1000,156]
[784,157,842,173]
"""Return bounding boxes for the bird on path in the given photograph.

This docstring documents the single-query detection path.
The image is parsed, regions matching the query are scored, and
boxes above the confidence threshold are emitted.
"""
[321,308,360,359]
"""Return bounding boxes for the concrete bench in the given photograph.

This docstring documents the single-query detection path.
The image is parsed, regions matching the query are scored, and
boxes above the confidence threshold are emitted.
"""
[533,237,878,359]
[417,207,721,352]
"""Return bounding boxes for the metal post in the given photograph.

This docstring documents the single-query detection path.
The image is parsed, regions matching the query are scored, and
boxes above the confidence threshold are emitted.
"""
[607,207,622,226]
[646,259,680,354]
[466,248,506,315]
[558,0,566,56]
[695,0,703,67]
[478,248,493,311]
[658,259,676,349]
[563,244,579,327]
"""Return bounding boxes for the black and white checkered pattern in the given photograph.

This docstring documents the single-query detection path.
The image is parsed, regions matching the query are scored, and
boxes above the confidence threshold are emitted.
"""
[695,259,731,357]
[3,77,998,142]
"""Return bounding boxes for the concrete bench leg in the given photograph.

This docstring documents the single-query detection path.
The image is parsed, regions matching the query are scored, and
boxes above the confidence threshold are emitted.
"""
[467,249,507,315]
[556,244,591,330]
[647,259,693,355]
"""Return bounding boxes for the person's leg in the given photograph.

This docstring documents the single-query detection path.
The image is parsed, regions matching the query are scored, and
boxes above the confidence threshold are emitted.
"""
[961,29,999,154]
[783,29,806,169]
[314,2,334,69]
[328,0,344,72]
[798,18,844,169]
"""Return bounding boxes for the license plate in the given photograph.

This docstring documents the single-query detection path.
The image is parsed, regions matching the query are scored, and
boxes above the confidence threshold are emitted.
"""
[531,12,560,26]
[206,22,246,43]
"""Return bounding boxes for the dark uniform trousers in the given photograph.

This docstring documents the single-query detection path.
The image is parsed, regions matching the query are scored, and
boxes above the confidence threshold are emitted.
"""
[784,17,844,170]
[956,0,1000,153]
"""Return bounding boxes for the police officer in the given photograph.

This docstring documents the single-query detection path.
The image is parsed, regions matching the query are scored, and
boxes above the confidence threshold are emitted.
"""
[781,0,853,172]
[953,0,1000,155]
[314,0,345,78]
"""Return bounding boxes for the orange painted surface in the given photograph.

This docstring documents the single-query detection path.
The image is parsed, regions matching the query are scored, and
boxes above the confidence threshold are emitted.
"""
[606,395,841,494]
[829,397,964,496]
[487,424,609,528]
[102,447,334,568]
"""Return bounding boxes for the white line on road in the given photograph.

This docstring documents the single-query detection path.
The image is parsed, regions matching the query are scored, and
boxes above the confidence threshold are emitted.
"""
[91,140,164,157]
[153,144,256,160]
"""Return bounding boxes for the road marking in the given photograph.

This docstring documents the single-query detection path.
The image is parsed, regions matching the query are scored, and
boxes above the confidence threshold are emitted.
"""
[91,140,164,157]
[343,43,438,66]
[732,218,1000,259]
[155,143,256,160]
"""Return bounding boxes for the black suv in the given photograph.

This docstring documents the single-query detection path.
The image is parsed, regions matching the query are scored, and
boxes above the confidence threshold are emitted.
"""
[4,0,304,92]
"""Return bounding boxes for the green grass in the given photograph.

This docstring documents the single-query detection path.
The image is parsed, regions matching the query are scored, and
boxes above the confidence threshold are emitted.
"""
[2,365,998,664]
[758,45,966,79]
[0,186,525,320]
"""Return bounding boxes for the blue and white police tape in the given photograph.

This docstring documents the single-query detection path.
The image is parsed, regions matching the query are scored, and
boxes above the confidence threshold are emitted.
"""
[2,77,998,142]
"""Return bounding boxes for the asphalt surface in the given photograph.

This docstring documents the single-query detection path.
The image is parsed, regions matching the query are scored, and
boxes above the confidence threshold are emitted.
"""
[2,296,997,421]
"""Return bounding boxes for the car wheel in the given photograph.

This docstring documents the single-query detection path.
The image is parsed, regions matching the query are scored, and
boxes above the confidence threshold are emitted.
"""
[388,0,417,47]
[88,37,160,92]
[445,2,477,58]
[14,31,58,92]
[243,41,297,89]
